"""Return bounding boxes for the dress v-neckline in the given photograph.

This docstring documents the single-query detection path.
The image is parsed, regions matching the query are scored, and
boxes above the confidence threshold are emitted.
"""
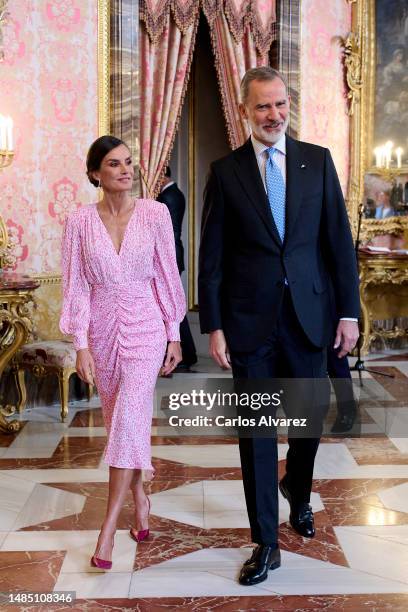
[94,202,136,256]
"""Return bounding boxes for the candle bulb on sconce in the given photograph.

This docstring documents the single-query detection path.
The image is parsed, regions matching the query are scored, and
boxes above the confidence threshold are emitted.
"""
[0,114,14,171]
[5,117,13,151]
[373,140,404,176]
[374,147,382,168]
[396,147,403,169]
[385,141,393,169]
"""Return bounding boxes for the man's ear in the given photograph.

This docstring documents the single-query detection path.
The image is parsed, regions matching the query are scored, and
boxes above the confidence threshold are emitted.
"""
[238,103,248,120]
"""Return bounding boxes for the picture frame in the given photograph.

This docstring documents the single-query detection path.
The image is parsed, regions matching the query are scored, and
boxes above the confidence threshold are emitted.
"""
[346,0,408,243]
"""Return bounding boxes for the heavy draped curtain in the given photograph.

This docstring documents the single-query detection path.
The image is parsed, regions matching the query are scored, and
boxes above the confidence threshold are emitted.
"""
[139,0,277,197]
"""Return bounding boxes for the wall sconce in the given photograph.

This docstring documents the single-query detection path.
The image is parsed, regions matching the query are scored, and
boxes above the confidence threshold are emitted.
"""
[373,141,405,183]
[0,112,14,269]
[0,114,14,171]
[374,141,403,170]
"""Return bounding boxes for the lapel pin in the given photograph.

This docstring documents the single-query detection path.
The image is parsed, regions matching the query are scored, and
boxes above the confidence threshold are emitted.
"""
[301,163,306,168]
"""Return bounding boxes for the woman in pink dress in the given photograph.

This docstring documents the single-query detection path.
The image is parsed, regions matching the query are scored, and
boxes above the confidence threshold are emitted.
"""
[60,135,186,568]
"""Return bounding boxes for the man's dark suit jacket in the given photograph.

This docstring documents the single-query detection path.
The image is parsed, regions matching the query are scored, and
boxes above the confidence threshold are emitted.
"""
[157,182,185,273]
[198,136,360,353]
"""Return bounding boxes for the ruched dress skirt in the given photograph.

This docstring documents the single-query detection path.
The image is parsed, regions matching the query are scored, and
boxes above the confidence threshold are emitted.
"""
[60,200,186,469]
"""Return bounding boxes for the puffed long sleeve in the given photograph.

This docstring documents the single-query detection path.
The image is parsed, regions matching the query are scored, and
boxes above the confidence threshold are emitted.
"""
[152,204,186,341]
[59,212,91,350]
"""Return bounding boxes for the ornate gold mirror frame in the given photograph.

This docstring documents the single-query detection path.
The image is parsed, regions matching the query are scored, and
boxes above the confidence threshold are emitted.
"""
[346,0,408,241]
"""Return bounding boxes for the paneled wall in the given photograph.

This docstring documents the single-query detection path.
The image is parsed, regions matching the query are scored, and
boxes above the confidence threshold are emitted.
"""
[300,0,351,193]
[0,0,99,276]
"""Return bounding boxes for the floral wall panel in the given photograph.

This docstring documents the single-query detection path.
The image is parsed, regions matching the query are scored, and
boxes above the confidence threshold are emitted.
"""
[300,0,351,194]
[0,0,98,275]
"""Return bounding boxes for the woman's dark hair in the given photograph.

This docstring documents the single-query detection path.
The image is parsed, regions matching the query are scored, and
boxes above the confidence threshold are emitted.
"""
[86,135,127,187]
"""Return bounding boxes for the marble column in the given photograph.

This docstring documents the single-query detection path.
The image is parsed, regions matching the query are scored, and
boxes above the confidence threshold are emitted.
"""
[278,0,300,139]
[110,0,140,194]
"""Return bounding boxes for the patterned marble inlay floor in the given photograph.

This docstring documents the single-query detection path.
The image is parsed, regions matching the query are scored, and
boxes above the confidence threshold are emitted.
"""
[0,351,407,610]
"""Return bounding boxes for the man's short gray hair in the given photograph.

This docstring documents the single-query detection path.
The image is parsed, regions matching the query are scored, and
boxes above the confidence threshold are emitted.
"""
[240,67,288,104]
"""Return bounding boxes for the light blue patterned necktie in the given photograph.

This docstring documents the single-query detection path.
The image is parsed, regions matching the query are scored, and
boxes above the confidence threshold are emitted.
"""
[265,147,286,242]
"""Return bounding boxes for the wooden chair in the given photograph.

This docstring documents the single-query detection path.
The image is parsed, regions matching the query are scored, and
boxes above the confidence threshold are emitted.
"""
[12,277,93,422]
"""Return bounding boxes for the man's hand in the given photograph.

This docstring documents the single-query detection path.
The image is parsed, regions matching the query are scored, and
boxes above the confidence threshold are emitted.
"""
[76,349,96,385]
[334,320,360,358]
[209,329,231,370]
[162,341,182,375]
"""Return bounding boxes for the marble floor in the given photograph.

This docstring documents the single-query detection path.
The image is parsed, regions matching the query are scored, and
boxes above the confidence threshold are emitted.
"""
[1,351,408,610]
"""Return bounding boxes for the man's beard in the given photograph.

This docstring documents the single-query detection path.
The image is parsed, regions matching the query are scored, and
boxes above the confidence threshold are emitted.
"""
[256,118,288,144]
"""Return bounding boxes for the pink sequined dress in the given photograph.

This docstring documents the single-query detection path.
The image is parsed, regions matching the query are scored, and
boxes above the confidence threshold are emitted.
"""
[60,200,186,469]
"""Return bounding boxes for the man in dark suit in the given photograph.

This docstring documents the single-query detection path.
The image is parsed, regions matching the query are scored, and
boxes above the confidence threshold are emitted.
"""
[157,167,197,369]
[198,67,359,586]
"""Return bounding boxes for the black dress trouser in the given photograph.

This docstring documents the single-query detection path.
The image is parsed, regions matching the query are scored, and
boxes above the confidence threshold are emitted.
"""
[230,288,329,546]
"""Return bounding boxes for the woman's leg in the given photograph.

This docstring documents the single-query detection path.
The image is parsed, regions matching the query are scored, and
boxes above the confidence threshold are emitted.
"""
[94,466,135,560]
[130,470,149,530]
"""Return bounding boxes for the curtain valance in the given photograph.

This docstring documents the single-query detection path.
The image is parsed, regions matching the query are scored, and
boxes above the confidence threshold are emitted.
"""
[140,0,276,56]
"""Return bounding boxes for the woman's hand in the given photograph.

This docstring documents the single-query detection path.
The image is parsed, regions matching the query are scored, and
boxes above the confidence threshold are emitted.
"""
[161,341,182,375]
[76,349,96,385]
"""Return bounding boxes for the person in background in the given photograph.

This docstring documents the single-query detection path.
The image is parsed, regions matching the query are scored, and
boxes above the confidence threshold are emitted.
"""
[157,166,197,371]
[375,190,394,219]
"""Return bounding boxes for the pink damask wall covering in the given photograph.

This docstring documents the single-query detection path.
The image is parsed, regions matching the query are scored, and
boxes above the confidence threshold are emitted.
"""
[300,0,351,194]
[0,0,98,274]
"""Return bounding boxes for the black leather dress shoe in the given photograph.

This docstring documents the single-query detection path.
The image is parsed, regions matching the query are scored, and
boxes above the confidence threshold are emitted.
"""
[239,545,280,586]
[331,411,357,434]
[279,478,315,538]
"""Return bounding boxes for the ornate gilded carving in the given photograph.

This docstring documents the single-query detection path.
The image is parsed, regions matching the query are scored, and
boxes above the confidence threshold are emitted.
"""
[359,253,408,353]
[32,364,47,378]
[341,31,362,116]
[0,0,9,62]
[362,217,408,239]
[0,279,39,433]
[0,215,13,270]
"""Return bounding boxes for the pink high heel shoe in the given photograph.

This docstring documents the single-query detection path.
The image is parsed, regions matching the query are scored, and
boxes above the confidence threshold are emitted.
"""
[130,497,151,543]
[90,535,114,570]
[90,556,112,570]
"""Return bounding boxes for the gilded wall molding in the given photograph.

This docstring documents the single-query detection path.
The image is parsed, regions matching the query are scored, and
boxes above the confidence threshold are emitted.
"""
[98,0,110,137]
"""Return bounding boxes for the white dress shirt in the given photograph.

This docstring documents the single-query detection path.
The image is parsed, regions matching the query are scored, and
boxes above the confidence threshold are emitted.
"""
[250,134,357,325]
[251,134,286,190]
[160,180,175,193]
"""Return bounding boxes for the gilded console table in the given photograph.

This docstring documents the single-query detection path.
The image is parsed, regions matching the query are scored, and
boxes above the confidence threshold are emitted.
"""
[0,273,39,433]
[358,251,408,354]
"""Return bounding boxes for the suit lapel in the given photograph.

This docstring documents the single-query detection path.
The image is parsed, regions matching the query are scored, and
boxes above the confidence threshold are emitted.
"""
[233,139,282,247]
[285,136,305,243]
